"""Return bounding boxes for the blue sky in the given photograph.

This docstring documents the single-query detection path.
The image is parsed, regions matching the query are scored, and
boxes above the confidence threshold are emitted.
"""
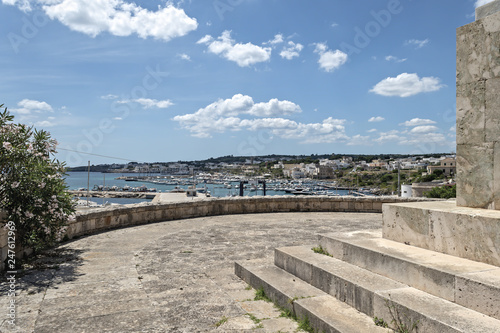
[0,0,492,166]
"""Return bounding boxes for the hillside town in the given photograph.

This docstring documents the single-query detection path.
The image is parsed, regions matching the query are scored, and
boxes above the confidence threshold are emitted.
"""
[70,154,456,197]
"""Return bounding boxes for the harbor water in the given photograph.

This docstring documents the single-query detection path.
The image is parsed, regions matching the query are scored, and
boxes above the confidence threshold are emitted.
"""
[64,172,352,205]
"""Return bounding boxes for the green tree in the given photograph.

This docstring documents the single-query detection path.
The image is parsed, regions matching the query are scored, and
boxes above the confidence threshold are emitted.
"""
[424,185,456,199]
[0,105,75,253]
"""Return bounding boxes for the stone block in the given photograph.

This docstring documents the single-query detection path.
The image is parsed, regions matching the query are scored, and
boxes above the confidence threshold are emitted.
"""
[457,143,494,208]
[382,202,431,249]
[486,78,500,142]
[456,269,500,320]
[383,201,500,266]
[456,81,486,145]
[495,142,500,210]
[477,0,500,20]
[457,21,488,85]
[362,201,373,211]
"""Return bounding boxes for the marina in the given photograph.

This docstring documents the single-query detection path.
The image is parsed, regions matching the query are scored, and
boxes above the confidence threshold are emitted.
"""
[64,172,373,205]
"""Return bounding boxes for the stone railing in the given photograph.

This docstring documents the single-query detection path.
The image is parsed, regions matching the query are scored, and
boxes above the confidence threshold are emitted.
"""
[0,196,437,271]
[65,196,435,241]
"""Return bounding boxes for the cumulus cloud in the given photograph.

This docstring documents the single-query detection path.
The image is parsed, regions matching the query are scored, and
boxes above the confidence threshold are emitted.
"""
[347,135,372,146]
[178,53,191,61]
[368,116,385,123]
[409,125,439,134]
[374,130,406,144]
[11,99,53,114]
[476,0,495,7]
[173,94,348,143]
[35,120,56,127]
[314,43,348,72]
[370,73,444,97]
[101,94,118,100]
[197,31,271,67]
[385,55,407,63]
[3,0,198,41]
[280,41,303,60]
[266,34,284,45]
[119,98,174,109]
[405,39,429,49]
[399,118,437,127]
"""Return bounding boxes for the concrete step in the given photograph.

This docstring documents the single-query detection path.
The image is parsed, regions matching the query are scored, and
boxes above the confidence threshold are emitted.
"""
[274,245,407,317]
[234,260,389,333]
[273,245,500,332]
[318,230,500,320]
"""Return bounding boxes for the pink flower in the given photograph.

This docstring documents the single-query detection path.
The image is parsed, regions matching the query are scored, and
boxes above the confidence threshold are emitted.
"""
[2,142,12,150]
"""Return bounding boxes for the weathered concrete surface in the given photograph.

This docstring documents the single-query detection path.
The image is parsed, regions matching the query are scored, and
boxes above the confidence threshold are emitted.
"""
[476,0,500,20]
[382,200,500,265]
[0,212,382,333]
[457,9,500,209]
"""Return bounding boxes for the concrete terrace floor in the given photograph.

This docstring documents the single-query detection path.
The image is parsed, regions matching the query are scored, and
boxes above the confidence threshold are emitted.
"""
[1,212,382,333]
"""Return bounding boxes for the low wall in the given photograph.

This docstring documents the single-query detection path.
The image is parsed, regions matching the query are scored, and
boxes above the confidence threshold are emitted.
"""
[1,196,436,271]
[65,196,435,241]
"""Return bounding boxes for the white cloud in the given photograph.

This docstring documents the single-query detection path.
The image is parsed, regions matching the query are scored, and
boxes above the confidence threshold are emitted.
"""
[370,73,444,97]
[4,1,198,42]
[114,117,123,121]
[374,130,405,143]
[35,120,56,127]
[280,41,303,60]
[367,129,378,133]
[331,22,339,28]
[11,99,53,114]
[197,31,271,67]
[314,43,348,72]
[119,98,174,109]
[405,39,429,49]
[385,55,407,63]
[450,126,456,132]
[400,118,437,127]
[368,116,385,123]
[476,0,495,7]
[2,0,31,11]
[400,132,447,145]
[410,125,439,134]
[101,94,118,100]
[173,94,347,143]
[267,34,284,45]
[347,135,372,146]
[178,53,191,61]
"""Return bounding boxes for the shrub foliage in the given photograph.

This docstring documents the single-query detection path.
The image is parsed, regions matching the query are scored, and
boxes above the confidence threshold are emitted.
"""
[0,105,75,252]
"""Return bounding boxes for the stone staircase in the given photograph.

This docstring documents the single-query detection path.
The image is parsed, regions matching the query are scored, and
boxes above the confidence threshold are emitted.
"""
[235,230,500,332]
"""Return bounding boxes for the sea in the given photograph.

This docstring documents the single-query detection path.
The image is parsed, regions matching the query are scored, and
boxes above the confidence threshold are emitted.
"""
[64,172,350,205]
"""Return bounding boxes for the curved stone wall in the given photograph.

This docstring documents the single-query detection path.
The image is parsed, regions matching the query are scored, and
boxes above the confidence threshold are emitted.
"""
[65,196,435,240]
[0,196,437,271]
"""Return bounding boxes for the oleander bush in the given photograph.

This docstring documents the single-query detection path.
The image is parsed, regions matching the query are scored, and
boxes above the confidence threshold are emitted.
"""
[0,104,75,253]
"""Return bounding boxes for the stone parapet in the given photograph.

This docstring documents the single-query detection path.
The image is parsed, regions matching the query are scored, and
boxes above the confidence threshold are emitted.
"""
[383,200,500,266]
[67,196,431,241]
[0,196,435,272]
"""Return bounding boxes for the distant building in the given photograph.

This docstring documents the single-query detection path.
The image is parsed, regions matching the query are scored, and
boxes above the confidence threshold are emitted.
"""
[317,165,334,179]
[427,158,456,176]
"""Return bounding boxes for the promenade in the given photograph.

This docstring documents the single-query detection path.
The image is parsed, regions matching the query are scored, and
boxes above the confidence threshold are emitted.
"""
[0,212,381,332]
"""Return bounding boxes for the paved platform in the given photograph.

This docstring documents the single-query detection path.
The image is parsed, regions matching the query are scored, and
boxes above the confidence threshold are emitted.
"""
[0,212,382,333]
